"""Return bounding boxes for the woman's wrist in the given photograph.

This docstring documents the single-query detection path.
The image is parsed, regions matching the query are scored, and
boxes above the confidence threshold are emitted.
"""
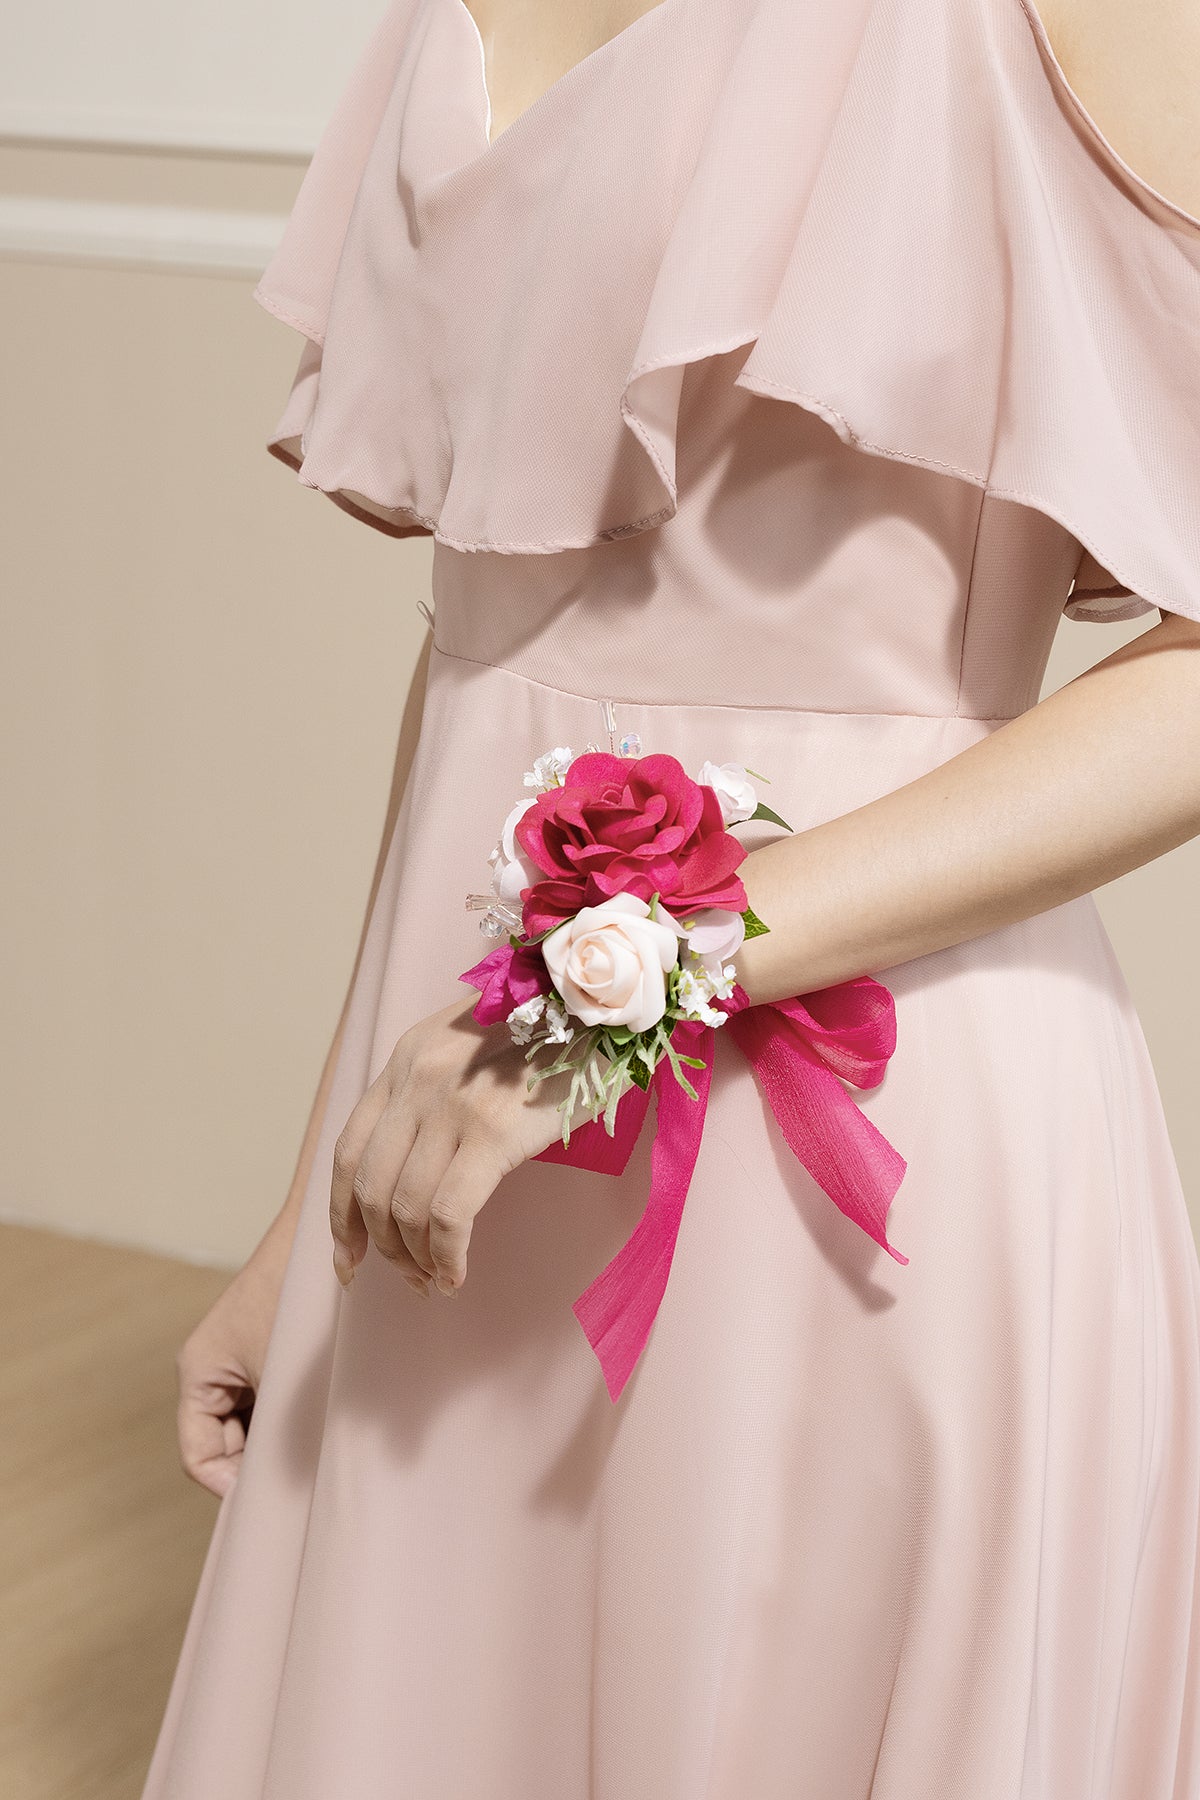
[250,1193,303,1276]
[734,833,839,1007]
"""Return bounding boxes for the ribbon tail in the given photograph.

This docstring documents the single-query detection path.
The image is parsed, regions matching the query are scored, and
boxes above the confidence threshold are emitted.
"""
[725,1006,909,1264]
[572,1023,714,1402]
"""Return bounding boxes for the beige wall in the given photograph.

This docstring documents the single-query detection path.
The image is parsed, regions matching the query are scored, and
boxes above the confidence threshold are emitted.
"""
[2,143,1197,1271]
[1,144,430,1268]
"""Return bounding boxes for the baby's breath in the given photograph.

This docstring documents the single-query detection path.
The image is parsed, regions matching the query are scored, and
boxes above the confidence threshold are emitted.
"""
[508,947,738,1147]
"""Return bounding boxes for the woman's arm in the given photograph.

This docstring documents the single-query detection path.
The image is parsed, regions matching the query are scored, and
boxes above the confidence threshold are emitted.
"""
[736,1,1200,1003]
[175,624,433,1494]
[735,611,1200,1007]
[322,617,1197,1310]
[272,622,434,1237]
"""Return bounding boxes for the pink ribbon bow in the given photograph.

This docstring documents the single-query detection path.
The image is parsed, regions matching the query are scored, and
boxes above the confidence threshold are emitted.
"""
[461,959,908,1401]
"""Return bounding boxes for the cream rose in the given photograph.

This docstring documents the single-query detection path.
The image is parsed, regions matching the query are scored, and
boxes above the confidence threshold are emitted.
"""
[541,892,683,1031]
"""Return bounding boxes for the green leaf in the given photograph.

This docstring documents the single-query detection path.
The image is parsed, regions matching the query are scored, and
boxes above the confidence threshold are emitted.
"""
[669,1066,699,1104]
[744,766,770,783]
[749,801,794,831]
[740,902,771,940]
[656,1024,701,1102]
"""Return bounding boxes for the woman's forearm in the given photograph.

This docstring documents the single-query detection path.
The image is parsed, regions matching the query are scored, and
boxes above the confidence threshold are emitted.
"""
[735,610,1200,1008]
[272,625,434,1231]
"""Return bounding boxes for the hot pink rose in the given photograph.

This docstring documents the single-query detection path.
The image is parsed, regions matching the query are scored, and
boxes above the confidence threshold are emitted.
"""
[514,751,748,938]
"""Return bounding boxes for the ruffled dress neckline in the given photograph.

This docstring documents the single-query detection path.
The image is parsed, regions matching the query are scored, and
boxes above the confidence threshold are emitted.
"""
[448,0,684,157]
[251,0,1200,624]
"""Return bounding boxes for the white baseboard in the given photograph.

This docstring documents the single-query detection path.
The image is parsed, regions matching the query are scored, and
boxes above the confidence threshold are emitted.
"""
[0,194,287,277]
[0,106,317,160]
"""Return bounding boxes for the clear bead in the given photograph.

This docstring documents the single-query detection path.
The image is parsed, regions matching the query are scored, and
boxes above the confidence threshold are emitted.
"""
[617,732,642,757]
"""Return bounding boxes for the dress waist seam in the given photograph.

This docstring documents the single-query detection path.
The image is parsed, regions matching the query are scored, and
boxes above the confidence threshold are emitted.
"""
[426,640,1022,724]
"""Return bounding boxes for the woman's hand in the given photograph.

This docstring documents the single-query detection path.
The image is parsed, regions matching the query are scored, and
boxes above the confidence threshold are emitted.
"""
[175,1225,292,1497]
[329,987,575,1298]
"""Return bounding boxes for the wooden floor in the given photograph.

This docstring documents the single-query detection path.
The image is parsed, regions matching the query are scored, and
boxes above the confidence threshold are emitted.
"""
[0,1223,235,1800]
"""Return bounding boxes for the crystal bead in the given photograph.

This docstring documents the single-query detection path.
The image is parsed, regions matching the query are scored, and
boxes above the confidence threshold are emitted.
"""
[617,732,642,757]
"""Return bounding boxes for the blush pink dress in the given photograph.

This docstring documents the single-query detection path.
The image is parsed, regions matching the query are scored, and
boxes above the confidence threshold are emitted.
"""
[141,0,1200,1795]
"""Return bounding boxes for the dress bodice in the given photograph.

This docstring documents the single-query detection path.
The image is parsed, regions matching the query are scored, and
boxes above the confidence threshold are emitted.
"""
[431,346,1083,719]
[252,0,1200,658]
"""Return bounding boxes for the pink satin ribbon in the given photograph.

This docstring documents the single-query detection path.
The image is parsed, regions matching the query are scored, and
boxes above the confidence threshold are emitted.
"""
[527,977,908,1401]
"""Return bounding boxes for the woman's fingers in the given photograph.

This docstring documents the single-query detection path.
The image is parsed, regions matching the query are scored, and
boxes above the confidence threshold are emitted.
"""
[222,1411,249,1460]
[331,1077,429,1287]
[389,1124,457,1279]
[176,1381,245,1498]
[328,997,556,1298]
[331,1076,450,1295]
[350,1095,423,1264]
[426,1139,504,1292]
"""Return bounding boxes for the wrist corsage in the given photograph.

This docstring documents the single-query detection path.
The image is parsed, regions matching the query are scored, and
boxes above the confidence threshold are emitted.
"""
[460,719,908,1402]
[464,743,785,1140]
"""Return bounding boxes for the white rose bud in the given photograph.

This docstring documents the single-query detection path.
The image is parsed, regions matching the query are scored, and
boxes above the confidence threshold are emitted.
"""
[681,906,746,971]
[541,892,682,1032]
[696,759,758,825]
[488,795,542,905]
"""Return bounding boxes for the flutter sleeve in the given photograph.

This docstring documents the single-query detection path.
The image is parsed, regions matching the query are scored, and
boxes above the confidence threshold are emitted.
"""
[247,0,1200,584]
[725,0,1200,625]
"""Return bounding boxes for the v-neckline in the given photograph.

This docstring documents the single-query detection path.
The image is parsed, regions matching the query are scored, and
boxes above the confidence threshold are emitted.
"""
[448,0,684,156]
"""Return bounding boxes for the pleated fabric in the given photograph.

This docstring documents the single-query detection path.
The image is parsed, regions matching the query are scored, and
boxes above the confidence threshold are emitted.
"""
[143,3,1200,1796]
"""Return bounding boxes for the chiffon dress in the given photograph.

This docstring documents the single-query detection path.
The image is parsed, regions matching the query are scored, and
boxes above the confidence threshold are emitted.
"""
[141,0,1200,1794]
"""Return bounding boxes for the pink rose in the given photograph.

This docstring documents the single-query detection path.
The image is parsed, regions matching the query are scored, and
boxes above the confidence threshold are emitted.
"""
[541,892,684,1031]
[515,751,748,938]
